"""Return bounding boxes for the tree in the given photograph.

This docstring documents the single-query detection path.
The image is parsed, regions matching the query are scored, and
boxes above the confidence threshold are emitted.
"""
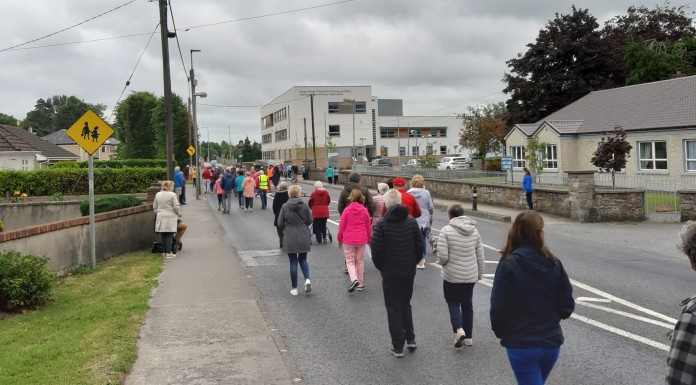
[503,6,619,126]
[0,113,18,125]
[624,33,696,85]
[23,95,106,136]
[151,93,189,167]
[524,135,549,180]
[591,126,633,188]
[113,91,158,159]
[457,102,507,165]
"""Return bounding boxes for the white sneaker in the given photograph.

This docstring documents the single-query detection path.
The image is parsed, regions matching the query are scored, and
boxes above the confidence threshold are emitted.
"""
[454,330,466,348]
[165,253,176,259]
[463,338,473,346]
[290,288,298,296]
[304,279,312,293]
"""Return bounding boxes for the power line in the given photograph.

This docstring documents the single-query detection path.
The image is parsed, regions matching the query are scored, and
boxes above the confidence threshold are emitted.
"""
[182,0,355,31]
[0,0,137,52]
[198,95,312,108]
[107,23,161,123]
[168,0,190,82]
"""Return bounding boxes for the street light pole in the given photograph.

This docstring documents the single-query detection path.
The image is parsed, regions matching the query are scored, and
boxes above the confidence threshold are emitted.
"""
[190,48,202,199]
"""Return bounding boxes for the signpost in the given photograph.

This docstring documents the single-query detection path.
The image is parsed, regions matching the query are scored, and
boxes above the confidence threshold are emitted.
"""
[187,145,195,157]
[66,110,115,270]
[501,156,513,184]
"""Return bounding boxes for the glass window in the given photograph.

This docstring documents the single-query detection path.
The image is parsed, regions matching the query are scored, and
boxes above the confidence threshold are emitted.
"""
[328,102,339,114]
[510,146,526,168]
[638,141,667,170]
[380,128,395,138]
[355,102,366,113]
[411,146,419,156]
[21,159,29,171]
[686,140,696,171]
[328,125,340,137]
[543,145,557,169]
[440,145,447,154]
[399,147,406,156]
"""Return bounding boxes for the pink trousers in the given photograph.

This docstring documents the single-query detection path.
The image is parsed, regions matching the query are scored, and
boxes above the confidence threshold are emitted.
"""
[343,243,365,286]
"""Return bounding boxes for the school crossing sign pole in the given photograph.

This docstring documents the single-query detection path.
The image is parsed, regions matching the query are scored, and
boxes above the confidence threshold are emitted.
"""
[66,110,115,269]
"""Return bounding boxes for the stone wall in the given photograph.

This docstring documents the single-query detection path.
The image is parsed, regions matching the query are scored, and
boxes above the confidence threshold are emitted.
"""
[595,189,646,222]
[679,190,696,221]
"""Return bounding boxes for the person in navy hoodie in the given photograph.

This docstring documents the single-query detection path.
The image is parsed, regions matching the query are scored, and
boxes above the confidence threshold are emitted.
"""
[522,167,534,209]
[490,210,574,385]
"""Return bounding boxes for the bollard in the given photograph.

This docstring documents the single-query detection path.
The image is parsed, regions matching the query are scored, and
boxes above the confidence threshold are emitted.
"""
[472,185,478,211]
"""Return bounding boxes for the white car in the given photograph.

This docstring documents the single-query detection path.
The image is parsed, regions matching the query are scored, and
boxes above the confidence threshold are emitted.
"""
[437,157,471,170]
[402,159,420,169]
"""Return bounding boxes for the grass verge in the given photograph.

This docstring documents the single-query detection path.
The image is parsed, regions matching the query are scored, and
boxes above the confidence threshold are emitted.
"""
[0,250,162,385]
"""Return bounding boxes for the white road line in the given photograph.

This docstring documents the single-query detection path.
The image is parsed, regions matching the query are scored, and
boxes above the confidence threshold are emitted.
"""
[575,301,674,329]
[576,297,611,303]
[570,314,670,351]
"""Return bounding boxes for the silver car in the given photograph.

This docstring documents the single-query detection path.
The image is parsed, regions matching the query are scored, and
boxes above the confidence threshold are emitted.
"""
[437,157,471,170]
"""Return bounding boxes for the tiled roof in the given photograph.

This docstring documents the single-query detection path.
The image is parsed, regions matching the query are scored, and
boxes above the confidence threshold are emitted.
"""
[515,124,537,136]
[544,120,584,134]
[538,75,696,134]
[42,129,120,145]
[0,125,79,159]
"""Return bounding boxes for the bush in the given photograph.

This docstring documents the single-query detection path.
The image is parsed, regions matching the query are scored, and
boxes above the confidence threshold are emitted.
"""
[484,157,502,171]
[0,251,55,311]
[80,194,142,216]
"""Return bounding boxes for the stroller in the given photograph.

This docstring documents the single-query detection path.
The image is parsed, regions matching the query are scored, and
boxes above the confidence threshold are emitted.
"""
[309,222,333,245]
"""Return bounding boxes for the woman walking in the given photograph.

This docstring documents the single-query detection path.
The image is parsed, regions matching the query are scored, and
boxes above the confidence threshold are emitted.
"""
[437,204,484,348]
[215,174,223,210]
[273,182,290,248]
[490,211,575,385]
[242,171,255,211]
[153,180,181,258]
[326,167,334,185]
[277,185,313,296]
[408,175,434,269]
[522,167,534,210]
[337,189,372,292]
[235,170,245,209]
[308,181,331,244]
[372,183,389,224]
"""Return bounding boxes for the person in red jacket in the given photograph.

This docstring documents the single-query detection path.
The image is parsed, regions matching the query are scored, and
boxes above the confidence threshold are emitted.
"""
[202,167,212,193]
[308,181,331,244]
[382,177,421,218]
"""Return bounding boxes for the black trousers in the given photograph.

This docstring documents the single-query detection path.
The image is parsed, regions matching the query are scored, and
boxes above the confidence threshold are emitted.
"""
[382,274,416,350]
[525,191,533,210]
[312,218,327,243]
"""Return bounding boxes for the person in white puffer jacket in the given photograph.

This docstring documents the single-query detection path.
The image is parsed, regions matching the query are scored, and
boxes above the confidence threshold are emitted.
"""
[437,203,485,348]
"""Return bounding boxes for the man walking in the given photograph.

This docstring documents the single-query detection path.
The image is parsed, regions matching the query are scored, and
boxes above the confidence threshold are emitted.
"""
[257,169,269,209]
[220,167,236,214]
[370,189,423,358]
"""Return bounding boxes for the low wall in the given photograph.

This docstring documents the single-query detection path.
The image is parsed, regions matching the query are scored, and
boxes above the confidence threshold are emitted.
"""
[0,201,82,231]
[679,190,696,221]
[0,204,155,275]
[595,189,645,222]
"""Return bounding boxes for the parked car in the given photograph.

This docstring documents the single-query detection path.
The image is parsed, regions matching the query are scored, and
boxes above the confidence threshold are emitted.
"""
[371,158,393,167]
[402,159,420,170]
[437,156,471,170]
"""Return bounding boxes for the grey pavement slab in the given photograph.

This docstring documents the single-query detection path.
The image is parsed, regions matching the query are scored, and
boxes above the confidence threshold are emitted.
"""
[124,190,297,385]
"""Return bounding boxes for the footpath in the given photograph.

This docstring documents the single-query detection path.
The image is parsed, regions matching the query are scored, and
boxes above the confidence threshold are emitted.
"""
[124,178,558,385]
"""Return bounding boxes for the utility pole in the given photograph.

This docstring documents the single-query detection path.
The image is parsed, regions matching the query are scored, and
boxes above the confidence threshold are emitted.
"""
[190,48,202,199]
[310,94,316,170]
[159,0,175,180]
[187,98,192,171]
[303,118,308,170]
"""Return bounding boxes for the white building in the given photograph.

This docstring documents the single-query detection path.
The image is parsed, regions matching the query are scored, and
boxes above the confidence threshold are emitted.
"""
[260,86,466,168]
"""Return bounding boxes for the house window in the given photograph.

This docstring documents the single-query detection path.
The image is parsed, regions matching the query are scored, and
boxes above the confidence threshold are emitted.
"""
[440,145,447,154]
[21,159,29,171]
[380,128,395,138]
[411,146,419,156]
[328,125,340,137]
[399,147,406,156]
[638,141,667,170]
[274,129,287,141]
[439,128,447,137]
[355,102,366,113]
[328,102,339,114]
[686,140,696,171]
[543,145,558,170]
[510,146,526,168]
[262,133,272,144]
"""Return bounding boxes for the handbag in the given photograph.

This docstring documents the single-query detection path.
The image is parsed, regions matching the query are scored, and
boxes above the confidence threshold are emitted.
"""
[151,242,163,253]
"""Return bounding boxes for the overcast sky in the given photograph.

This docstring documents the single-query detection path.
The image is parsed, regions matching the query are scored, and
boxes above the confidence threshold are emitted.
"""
[0,0,681,144]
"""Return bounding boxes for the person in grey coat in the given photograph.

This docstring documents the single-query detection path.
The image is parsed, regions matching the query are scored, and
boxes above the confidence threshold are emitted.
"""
[153,180,181,258]
[277,184,313,296]
[437,204,484,348]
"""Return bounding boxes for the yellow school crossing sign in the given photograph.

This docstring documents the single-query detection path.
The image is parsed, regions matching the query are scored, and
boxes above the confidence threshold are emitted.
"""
[187,145,195,156]
[66,110,114,155]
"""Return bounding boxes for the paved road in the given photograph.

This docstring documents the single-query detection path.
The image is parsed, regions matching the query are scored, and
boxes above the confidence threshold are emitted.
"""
[203,183,687,385]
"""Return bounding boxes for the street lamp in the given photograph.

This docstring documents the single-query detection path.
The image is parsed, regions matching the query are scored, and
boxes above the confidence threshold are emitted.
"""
[190,48,203,199]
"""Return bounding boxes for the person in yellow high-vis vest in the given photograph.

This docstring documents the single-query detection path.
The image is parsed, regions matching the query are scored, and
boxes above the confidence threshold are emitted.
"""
[256,169,270,210]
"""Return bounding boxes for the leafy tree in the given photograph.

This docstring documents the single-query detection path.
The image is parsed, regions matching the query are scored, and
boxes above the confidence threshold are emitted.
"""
[624,33,696,85]
[151,93,189,167]
[0,113,18,126]
[113,91,158,159]
[23,95,106,136]
[503,7,619,126]
[239,136,262,162]
[591,126,633,188]
[457,102,507,164]
[524,135,549,180]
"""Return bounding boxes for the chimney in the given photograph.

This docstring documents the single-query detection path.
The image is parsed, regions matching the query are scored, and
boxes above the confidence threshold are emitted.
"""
[671,70,686,79]
[27,125,33,134]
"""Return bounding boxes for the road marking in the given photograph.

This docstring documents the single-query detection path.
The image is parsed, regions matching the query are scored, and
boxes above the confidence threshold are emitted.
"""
[575,301,674,329]
[570,314,670,351]
[576,297,611,303]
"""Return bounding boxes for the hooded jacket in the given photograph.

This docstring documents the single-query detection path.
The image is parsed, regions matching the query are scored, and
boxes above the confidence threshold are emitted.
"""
[308,189,331,219]
[338,182,375,217]
[408,187,433,228]
[277,197,313,253]
[337,202,372,245]
[221,171,235,192]
[490,245,575,348]
[272,190,289,227]
[436,216,484,283]
[370,204,422,278]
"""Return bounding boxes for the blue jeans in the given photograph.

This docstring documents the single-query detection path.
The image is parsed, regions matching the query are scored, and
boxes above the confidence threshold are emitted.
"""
[259,190,267,209]
[419,227,428,258]
[237,191,244,208]
[288,253,309,288]
[506,346,560,385]
[445,281,475,336]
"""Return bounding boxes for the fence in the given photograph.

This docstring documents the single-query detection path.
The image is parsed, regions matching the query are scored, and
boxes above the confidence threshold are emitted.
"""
[595,173,696,217]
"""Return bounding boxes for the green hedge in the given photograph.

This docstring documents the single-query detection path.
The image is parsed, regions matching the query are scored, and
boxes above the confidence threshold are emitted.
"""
[0,251,55,311]
[80,194,142,216]
[484,157,502,171]
[53,159,170,169]
[0,168,166,196]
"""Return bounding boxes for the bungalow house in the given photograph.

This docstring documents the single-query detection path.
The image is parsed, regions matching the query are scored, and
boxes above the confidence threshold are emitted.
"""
[0,124,79,170]
[505,75,696,187]
[42,129,120,161]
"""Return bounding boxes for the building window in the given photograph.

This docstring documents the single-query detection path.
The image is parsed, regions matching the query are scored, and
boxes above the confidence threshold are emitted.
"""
[328,125,340,137]
[686,140,696,171]
[328,102,339,114]
[543,145,558,170]
[440,145,447,154]
[355,102,366,113]
[101,146,106,153]
[263,114,273,128]
[380,128,395,138]
[439,128,447,137]
[21,159,29,171]
[638,141,667,170]
[262,133,272,144]
[426,144,433,155]
[411,146,419,156]
[275,129,287,141]
[399,147,406,156]
[510,146,526,168]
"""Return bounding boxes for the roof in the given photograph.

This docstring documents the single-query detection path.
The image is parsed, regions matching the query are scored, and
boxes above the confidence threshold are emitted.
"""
[0,125,79,160]
[43,129,120,146]
[536,75,696,134]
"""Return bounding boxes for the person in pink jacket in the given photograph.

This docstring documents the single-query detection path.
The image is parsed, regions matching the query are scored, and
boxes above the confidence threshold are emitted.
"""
[338,188,373,292]
[242,171,256,211]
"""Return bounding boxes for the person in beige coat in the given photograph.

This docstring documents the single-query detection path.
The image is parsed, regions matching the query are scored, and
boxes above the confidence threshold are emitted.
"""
[436,203,485,348]
[153,180,181,258]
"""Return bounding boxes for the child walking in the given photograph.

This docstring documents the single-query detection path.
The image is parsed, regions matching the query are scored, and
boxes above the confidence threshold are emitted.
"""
[215,174,224,210]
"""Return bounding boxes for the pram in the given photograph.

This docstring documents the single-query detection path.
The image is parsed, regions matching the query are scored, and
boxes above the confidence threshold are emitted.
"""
[309,222,333,245]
